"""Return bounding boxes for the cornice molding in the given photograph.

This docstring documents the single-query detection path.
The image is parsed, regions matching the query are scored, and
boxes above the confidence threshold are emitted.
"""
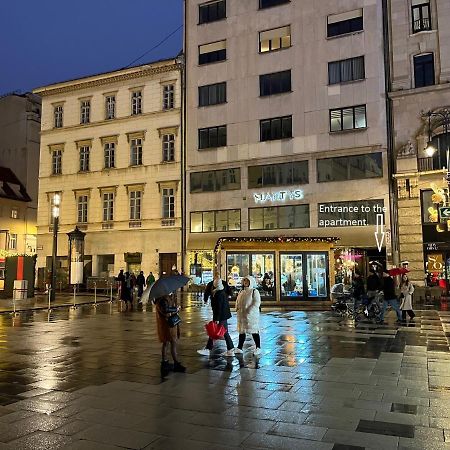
[35,64,182,97]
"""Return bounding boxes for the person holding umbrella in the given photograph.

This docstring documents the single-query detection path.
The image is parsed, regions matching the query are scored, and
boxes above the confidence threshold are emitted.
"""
[198,275,235,357]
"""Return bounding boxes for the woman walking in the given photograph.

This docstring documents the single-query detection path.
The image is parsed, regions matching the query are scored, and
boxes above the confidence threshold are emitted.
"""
[197,276,235,357]
[400,274,415,322]
[235,276,261,356]
[154,294,186,377]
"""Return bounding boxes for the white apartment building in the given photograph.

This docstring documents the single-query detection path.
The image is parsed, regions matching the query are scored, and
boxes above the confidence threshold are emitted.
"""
[34,59,182,287]
[184,0,392,302]
[390,0,450,287]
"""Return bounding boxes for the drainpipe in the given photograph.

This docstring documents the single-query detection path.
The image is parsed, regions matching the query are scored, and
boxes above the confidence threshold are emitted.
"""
[382,0,399,267]
[181,1,187,275]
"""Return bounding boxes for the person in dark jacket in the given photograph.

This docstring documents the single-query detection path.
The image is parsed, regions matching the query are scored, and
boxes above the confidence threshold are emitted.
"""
[367,267,382,298]
[351,270,365,308]
[198,277,235,357]
[204,272,232,303]
[136,271,145,299]
[380,270,402,323]
[117,269,125,300]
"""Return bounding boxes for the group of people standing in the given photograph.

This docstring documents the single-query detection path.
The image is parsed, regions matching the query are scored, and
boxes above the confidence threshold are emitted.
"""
[197,273,262,357]
[352,266,415,323]
[116,269,156,309]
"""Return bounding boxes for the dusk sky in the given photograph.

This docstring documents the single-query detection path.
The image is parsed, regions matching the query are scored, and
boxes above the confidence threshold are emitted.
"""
[0,0,184,95]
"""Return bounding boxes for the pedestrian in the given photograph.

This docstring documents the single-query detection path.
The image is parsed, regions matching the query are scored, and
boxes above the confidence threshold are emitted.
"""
[400,274,415,322]
[351,269,365,309]
[380,270,402,323]
[234,276,261,356]
[146,271,156,286]
[117,269,126,302]
[366,267,382,300]
[198,276,235,357]
[154,294,186,377]
[204,271,232,304]
[123,271,133,309]
[136,271,145,299]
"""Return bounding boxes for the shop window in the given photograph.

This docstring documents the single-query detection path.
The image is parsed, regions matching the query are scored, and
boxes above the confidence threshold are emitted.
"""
[317,153,382,182]
[281,254,303,298]
[306,254,327,298]
[421,189,436,223]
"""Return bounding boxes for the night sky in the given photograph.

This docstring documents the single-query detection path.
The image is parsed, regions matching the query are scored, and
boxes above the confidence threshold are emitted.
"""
[0,0,184,94]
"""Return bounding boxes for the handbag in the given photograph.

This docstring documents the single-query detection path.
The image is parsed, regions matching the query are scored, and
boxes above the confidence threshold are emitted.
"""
[167,313,182,328]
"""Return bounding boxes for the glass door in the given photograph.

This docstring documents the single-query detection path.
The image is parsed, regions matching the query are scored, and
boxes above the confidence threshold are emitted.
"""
[251,253,275,299]
[306,254,328,298]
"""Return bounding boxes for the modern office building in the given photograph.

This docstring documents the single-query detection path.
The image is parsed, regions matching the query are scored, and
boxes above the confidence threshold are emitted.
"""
[184,0,392,302]
[33,58,182,286]
[390,0,450,286]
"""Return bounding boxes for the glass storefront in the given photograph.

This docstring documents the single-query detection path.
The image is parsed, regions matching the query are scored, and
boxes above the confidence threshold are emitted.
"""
[188,251,215,285]
[227,252,275,299]
[227,251,329,300]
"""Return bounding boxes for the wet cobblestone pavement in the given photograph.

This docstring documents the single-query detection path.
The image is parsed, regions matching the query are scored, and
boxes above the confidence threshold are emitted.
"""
[0,301,449,449]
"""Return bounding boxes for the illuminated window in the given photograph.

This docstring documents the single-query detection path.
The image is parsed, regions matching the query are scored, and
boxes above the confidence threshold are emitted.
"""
[259,26,291,53]
[330,105,366,132]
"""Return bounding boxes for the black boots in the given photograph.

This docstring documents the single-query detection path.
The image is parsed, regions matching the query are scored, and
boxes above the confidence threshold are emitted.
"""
[160,360,186,377]
[173,361,186,373]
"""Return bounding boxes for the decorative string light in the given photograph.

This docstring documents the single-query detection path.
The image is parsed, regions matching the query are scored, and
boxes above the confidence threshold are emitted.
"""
[214,236,339,253]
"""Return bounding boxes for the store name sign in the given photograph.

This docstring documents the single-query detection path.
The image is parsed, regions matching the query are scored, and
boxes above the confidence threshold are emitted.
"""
[253,189,304,204]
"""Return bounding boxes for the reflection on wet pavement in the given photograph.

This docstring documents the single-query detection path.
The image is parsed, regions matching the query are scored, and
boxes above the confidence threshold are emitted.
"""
[0,301,448,449]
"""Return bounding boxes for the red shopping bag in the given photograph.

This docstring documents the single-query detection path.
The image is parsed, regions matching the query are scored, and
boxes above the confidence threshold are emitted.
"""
[205,321,226,340]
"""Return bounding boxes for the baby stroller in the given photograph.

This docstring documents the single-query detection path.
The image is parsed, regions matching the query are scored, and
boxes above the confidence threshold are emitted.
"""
[331,283,354,318]
[354,291,383,323]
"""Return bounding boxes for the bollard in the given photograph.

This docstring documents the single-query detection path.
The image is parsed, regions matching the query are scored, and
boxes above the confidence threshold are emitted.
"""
[109,282,113,303]
[12,291,16,316]
[48,288,52,312]
[94,282,97,307]
[72,285,77,309]
[59,281,63,293]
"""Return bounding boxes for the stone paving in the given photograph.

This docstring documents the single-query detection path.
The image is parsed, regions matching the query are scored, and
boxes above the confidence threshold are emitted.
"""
[0,299,449,449]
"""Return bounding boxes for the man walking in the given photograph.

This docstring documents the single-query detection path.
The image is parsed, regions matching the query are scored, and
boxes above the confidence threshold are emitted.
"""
[136,271,145,299]
[380,270,402,324]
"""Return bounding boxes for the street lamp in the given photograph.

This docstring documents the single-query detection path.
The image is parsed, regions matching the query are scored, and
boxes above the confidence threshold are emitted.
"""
[50,193,60,302]
[423,109,450,172]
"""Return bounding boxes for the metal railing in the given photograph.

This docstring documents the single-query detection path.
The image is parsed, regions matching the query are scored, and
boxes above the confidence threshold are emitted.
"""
[413,18,430,33]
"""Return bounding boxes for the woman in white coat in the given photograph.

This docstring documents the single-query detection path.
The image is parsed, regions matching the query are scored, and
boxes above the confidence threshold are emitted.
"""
[234,276,261,355]
[400,274,415,322]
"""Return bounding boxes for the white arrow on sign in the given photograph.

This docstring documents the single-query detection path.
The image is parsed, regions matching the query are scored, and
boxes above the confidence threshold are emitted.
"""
[374,214,385,252]
[441,208,450,218]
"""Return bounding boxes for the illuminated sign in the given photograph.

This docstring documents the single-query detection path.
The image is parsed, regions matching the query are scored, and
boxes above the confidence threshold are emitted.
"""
[253,189,304,204]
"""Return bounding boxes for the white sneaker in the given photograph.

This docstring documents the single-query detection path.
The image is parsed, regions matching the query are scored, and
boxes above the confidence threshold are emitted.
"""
[253,348,262,356]
[197,348,211,357]
[234,348,244,354]
[221,349,235,357]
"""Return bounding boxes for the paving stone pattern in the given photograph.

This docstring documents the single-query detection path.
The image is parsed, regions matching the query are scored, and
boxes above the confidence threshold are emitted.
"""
[0,300,449,449]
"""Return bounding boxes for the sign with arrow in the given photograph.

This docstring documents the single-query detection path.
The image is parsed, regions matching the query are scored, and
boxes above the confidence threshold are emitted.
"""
[439,207,450,222]
[374,214,385,252]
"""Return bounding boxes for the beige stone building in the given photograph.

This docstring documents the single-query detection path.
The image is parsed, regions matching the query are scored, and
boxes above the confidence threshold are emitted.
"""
[184,0,392,302]
[33,59,182,286]
[390,0,450,287]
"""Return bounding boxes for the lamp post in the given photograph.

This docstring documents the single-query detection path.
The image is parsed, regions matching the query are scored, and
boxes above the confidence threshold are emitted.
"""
[50,193,60,302]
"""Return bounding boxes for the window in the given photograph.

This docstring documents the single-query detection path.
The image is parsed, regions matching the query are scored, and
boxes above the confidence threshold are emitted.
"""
[260,115,292,141]
[199,82,227,106]
[327,9,363,38]
[79,146,90,172]
[130,138,143,165]
[162,134,175,162]
[105,95,116,119]
[191,209,241,233]
[259,0,290,9]
[199,125,227,149]
[77,196,88,223]
[330,105,366,132]
[414,54,435,88]
[318,200,384,227]
[54,105,63,128]
[317,153,383,182]
[260,70,291,96]
[248,161,308,188]
[162,188,175,218]
[11,208,18,219]
[163,84,175,110]
[104,142,115,169]
[9,233,17,250]
[412,0,431,33]
[129,191,142,220]
[80,100,90,124]
[199,0,226,24]
[328,56,365,84]
[421,190,434,223]
[259,26,291,53]
[52,150,62,175]
[249,205,310,230]
[131,91,142,115]
[199,40,227,64]
[103,192,114,222]
[190,168,241,193]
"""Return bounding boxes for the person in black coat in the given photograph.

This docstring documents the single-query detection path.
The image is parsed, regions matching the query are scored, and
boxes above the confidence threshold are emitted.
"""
[198,277,235,357]
[380,270,402,323]
[351,270,365,307]
[136,271,145,299]
[204,273,231,303]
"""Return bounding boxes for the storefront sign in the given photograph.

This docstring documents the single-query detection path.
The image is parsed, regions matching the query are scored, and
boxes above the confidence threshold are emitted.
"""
[440,207,450,222]
[253,189,304,204]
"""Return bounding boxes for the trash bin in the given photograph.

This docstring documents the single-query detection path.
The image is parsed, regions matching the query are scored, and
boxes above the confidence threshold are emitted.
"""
[13,280,28,300]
